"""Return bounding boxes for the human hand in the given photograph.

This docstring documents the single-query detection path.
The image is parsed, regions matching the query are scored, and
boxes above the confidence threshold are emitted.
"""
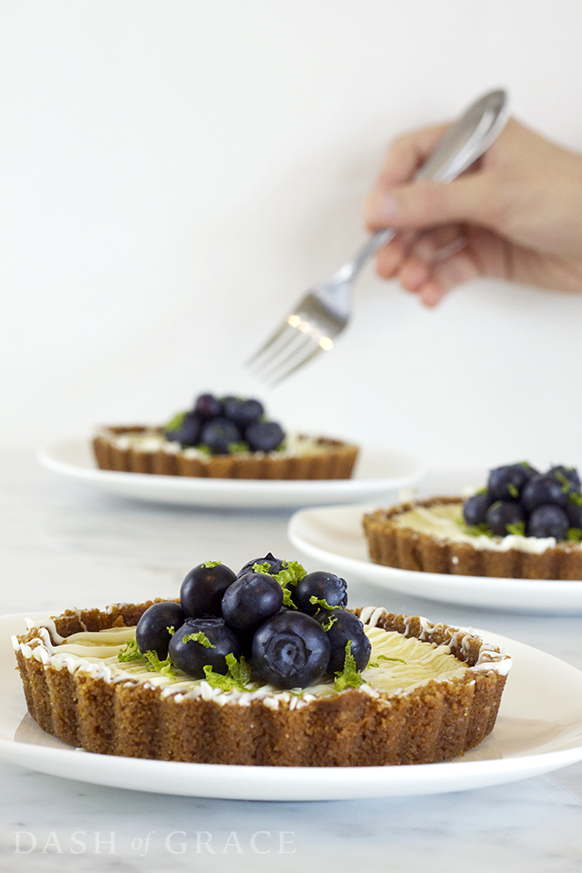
[364,117,582,306]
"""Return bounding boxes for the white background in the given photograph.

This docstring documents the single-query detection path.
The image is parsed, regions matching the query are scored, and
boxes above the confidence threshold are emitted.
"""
[2,0,582,470]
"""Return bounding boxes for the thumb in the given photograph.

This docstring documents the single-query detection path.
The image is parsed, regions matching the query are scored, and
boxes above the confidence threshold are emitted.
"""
[366,172,495,231]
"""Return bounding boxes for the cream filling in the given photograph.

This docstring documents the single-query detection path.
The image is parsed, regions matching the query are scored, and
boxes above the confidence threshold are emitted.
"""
[96,428,340,460]
[360,627,468,691]
[392,502,563,554]
[13,612,510,711]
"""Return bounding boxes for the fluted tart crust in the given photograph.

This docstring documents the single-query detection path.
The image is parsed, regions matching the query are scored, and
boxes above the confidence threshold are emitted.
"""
[13,600,510,767]
[363,497,582,579]
[92,427,358,480]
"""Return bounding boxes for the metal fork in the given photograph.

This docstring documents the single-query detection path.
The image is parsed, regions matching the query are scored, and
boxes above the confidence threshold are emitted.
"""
[247,88,509,386]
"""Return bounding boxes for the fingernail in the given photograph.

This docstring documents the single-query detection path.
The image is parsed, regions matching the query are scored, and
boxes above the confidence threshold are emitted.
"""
[378,193,400,222]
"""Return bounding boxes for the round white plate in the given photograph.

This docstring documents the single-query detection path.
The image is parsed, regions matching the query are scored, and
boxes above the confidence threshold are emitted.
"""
[37,440,423,509]
[288,504,582,614]
[4,613,582,799]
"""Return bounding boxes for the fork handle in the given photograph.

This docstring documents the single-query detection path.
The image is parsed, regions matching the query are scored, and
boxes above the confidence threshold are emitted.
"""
[345,229,396,279]
[333,227,396,283]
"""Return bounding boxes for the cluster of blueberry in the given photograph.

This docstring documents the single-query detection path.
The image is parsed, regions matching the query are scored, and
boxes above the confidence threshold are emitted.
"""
[164,393,285,455]
[133,554,372,690]
[463,463,582,540]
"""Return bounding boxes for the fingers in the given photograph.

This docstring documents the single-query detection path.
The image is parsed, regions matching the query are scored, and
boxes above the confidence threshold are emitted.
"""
[364,124,448,229]
[375,123,450,188]
[412,250,479,306]
[376,225,478,307]
[374,232,416,278]
[401,250,478,307]
[415,280,448,308]
[407,225,466,263]
[376,225,464,280]
[365,118,508,233]
[366,171,495,232]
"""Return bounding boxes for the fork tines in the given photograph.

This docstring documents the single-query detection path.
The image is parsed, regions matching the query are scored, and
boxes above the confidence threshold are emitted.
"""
[247,296,336,386]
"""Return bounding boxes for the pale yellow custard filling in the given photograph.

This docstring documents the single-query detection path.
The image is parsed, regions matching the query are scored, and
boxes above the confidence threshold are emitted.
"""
[15,618,484,710]
[393,502,561,555]
[360,626,468,692]
[53,624,469,692]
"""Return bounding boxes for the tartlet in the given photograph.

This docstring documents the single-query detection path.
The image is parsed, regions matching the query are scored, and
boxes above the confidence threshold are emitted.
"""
[92,392,358,481]
[363,497,582,579]
[92,426,358,481]
[13,600,510,766]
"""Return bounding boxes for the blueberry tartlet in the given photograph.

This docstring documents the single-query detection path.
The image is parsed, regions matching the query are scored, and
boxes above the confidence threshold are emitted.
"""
[363,462,582,579]
[92,392,358,480]
[13,555,510,766]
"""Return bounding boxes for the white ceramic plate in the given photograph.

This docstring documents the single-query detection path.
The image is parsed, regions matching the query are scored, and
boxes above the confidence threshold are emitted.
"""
[4,613,582,799]
[37,439,423,509]
[288,504,582,614]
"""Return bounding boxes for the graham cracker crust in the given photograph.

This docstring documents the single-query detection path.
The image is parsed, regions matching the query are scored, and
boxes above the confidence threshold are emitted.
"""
[14,602,509,767]
[363,497,582,580]
[93,427,358,480]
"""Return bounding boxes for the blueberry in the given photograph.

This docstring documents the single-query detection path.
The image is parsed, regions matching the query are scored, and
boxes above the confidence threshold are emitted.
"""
[194,393,223,419]
[487,464,532,501]
[168,616,241,678]
[252,611,330,689]
[165,411,203,447]
[245,420,285,453]
[463,492,491,526]
[135,601,187,659]
[200,418,242,454]
[527,504,569,540]
[566,499,582,530]
[522,475,570,513]
[292,571,348,615]
[222,396,264,429]
[548,465,582,493]
[180,562,237,618]
[485,501,525,536]
[221,572,283,632]
[317,609,371,675]
[237,552,286,577]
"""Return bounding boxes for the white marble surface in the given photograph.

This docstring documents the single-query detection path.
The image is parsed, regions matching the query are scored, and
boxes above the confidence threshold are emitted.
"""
[2,451,582,872]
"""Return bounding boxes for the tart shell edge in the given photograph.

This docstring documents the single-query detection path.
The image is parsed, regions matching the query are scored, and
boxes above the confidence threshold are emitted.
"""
[13,601,510,767]
[362,497,582,580]
[93,427,359,481]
